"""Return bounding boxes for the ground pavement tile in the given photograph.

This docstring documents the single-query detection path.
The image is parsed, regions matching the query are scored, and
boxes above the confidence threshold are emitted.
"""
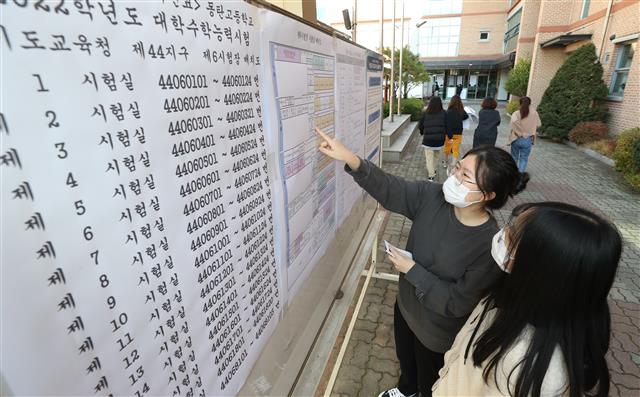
[330,104,640,396]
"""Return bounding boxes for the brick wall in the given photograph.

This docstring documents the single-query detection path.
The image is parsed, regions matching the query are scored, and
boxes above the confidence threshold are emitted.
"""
[517,0,541,40]
[515,0,542,62]
[525,0,639,135]
[461,0,509,14]
[537,0,575,26]
[459,15,507,55]
[527,41,567,106]
[600,2,640,134]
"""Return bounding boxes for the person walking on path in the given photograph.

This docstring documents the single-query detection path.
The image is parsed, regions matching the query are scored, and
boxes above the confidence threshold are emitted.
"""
[315,126,529,397]
[433,202,621,397]
[472,98,501,148]
[444,95,469,168]
[509,96,541,173]
[418,96,447,181]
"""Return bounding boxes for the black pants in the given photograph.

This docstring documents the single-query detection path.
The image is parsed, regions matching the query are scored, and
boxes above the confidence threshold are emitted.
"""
[394,303,445,397]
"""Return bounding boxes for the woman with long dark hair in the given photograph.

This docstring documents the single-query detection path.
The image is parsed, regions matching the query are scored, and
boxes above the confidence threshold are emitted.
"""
[418,96,447,181]
[444,95,469,168]
[315,126,529,397]
[433,202,622,397]
[509,96,541,173]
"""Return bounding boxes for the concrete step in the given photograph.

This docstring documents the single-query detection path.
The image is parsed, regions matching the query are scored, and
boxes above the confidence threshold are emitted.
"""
[382,121,419,162]
[381,115,412,148]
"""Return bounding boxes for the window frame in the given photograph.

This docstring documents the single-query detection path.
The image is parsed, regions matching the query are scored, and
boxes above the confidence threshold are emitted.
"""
[609,42,635,98]
[479,31,490,42]
[581,0,591,19]
[503,8,522,53]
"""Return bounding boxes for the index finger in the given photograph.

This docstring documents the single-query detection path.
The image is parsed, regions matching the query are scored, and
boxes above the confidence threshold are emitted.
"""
[315,127,332,142]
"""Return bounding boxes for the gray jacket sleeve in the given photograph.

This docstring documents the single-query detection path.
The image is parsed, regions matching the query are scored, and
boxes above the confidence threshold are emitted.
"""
[404,253,503,318]
[345,159,434,221]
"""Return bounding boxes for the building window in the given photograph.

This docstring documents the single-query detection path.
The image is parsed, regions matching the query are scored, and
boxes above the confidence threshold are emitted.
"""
[504,8,522,54]
[610,42,635,97]
[416,17,461,57]
[581,0,591,19]
[480,31,490,41]
[421,0,463,16]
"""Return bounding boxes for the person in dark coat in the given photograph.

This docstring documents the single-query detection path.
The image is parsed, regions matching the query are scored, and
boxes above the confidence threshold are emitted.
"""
[444,95,469,167]
[418,96,447,181]
[472,98,501,148]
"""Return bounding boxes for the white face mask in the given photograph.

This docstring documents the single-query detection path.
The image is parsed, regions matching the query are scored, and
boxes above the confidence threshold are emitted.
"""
[442,175,482,208]
[491,228,512,273]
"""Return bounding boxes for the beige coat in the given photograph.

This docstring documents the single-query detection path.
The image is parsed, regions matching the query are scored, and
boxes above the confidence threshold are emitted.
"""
[509,109,541,144]
[432,300,570,396]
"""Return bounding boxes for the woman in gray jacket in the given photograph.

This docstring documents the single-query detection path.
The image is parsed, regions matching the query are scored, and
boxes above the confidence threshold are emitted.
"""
[315,127,528,397]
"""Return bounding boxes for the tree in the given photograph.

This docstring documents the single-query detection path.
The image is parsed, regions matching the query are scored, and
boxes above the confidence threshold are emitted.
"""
[538,43,608,140]
[383,46,429,99]
[505,58,531,97]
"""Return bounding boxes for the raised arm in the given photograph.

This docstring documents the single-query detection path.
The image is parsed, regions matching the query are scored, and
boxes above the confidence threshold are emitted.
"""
[316,127,431,220]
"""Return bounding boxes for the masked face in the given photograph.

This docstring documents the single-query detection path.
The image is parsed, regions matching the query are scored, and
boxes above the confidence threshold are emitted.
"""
[491,228,513,273]
[442,175,483,208]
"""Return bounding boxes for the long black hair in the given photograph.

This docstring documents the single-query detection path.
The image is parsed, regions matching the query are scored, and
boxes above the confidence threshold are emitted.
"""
[425,95,443,114]
[462,146,529,210]
[519,96,531,118]
[466,202,622,397]
[448,94,465,115]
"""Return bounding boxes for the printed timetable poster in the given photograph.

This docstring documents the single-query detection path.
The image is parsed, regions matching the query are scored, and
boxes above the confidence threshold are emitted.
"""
[364,51,384,164]
[258,9,337,303]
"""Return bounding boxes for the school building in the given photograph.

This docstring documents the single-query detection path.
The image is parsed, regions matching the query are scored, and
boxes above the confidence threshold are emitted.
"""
[273,0,639,135]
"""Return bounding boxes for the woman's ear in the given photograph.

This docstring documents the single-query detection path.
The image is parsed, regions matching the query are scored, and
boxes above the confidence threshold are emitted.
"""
[484,192,496,202]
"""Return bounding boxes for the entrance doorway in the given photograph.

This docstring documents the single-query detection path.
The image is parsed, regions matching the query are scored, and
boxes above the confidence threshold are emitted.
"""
[477,75,489,98]
[467,72,490,99]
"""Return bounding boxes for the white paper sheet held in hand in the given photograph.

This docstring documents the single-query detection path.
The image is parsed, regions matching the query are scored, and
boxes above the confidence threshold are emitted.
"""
[384,240,413,259]
[463,106,478,130]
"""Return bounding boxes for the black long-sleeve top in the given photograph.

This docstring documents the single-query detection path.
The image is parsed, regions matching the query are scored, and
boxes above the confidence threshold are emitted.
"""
[346,159,502,352]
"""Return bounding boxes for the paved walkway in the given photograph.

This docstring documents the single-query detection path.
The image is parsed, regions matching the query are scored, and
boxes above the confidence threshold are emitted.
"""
[329,106,640,396]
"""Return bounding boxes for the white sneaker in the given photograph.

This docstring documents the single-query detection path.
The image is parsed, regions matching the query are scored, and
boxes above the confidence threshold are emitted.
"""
[377,388,417,397]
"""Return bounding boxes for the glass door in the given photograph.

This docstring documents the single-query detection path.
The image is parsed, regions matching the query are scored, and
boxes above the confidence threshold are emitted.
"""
[476,75,489,98]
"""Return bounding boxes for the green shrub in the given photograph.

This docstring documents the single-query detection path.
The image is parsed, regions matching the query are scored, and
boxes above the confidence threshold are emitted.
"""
[624,173,640,192]
[585,139,616,159]
[401,98,425,121]
[538,43,608,140]
[633,138,640,170]
[613,127,640,191]
[613,127,640,173]
[505,58,531,97]
[384,98,425,121]
[506,100,520,115]
[568,121,608,145]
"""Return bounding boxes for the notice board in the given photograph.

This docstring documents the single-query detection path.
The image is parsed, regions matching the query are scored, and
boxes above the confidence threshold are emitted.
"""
[0,1,383,395]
